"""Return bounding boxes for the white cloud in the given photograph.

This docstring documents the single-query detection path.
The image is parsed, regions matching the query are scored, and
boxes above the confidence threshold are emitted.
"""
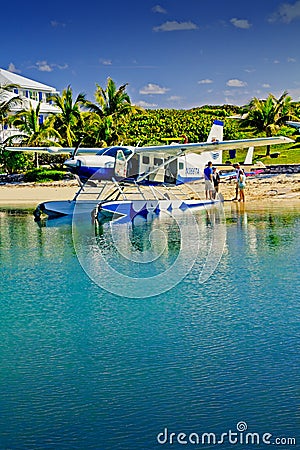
[139,83,170,94]
[31,61,68,72]
[226,79,248,87]
[50,20,66,27]
[269,0,300,23]
[152,5,167,14]
[8,63,21,74]
[153,21,198,32]
[262,83,271,88]
[100,58,112,65]
[198,79,213,84]
[230,18,252,29]
[273,59,280,64]
[168,95,182,101]
[35,61,53,72]
[56,63,68,70]
[137,100,158,108]
[287,57,296,63]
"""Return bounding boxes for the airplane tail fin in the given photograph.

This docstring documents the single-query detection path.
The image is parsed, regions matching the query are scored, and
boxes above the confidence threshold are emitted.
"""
[243,146,254,165]
[207,119,224,143]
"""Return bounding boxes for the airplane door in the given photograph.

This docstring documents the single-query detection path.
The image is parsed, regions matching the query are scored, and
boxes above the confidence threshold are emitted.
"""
[115,150,128,178]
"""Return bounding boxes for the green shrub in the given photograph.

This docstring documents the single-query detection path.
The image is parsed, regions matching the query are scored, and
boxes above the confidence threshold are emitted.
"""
[24,168,67,182]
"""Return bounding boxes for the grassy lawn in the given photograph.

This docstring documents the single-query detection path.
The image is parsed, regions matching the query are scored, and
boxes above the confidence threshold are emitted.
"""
[223,142,300,165]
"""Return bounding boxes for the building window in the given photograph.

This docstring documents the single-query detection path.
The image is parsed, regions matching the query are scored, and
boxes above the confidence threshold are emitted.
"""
[30,91,38,101]
[142,156,150,164]
[14,88,19,94]
[179,162,184,170]
[46,93,53,104]
[39,115,44,125]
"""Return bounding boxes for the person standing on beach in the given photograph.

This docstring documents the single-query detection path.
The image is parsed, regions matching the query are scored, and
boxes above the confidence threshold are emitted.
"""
[238,168,246,202]
[204,161,214,200]
[212,167,220,198]
[232,163,242,200]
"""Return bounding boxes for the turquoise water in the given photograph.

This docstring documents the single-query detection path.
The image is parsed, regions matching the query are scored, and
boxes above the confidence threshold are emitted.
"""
[0,204,299,449]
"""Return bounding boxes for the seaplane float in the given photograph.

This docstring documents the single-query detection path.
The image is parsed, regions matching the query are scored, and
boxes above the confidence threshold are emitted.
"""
[5,120,293,222]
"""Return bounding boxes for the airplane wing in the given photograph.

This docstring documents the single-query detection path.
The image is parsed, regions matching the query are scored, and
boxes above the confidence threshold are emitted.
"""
[4,146,72,154]
[5,136,293,157]
[134,136,293,156]
[4,146,102,155]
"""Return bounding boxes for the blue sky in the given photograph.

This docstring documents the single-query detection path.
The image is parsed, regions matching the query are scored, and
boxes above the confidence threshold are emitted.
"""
[2,0,300,108]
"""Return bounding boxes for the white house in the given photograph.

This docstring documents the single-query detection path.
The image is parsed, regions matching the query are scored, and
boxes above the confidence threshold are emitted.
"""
[0,67,60,143]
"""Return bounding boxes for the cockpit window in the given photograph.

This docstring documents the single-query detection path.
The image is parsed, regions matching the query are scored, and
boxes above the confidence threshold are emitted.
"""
[116,150,125,161]
[96,148,109,156]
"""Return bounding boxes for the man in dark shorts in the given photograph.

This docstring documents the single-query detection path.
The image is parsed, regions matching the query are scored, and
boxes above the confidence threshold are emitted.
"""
[204,161,214,200]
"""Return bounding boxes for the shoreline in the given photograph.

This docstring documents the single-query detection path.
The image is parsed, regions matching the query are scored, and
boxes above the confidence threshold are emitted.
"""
[0,174,299,207]
[0,181,79,205]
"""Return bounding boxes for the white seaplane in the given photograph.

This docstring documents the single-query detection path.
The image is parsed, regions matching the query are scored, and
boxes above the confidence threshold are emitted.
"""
[5,120,293,221]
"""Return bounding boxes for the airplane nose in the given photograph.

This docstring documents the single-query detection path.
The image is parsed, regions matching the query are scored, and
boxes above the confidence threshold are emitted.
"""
[64,158,77,168]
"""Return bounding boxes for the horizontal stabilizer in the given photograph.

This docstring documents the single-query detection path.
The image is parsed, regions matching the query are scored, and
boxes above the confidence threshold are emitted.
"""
[286,121,300,129]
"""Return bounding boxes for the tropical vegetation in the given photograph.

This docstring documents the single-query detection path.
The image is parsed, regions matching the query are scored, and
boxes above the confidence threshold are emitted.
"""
[0,77,299,175]
[240,91,298,155]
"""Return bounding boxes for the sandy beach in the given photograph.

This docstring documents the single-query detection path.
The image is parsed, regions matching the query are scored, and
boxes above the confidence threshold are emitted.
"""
[219,173,300,202]
[0,174,299,206]
[0,180,79,205]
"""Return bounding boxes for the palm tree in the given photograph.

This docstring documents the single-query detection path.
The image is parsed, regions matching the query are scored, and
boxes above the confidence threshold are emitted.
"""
[87,77,133,118]
[80,112,119,147]
[85,77,143,146]
[8,102,61,166]
[241,91,296,156]
[49,85,86,146]
[0,83,23,142]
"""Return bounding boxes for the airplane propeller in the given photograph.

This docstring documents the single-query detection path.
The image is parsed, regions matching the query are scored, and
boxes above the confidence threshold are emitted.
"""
[71,135,85,159]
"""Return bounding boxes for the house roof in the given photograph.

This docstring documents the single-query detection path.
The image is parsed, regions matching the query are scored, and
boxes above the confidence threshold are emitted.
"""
[0,68,57,92]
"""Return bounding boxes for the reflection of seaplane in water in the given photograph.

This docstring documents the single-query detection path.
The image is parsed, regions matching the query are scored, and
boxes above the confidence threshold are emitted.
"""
[5,120,293,221]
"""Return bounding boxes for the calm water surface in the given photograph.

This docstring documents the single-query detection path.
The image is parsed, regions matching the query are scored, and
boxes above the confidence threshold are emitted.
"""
[0,203,299,449]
